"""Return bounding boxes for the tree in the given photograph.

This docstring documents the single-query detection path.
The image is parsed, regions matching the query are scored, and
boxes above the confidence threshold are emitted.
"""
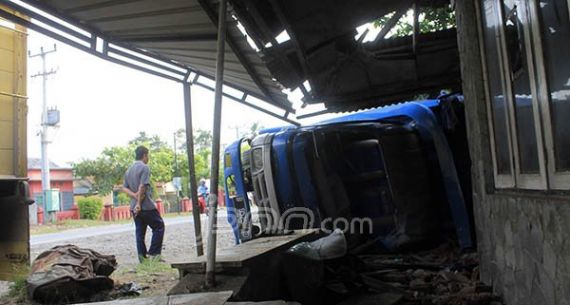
[73,146,131,196]
[194,129,213,153]
[245,122,263,138]
[74,129,221,198]
[74,133,177,195]
[373,5,455,38]
[172,127,212,185]
[129,131,168,151]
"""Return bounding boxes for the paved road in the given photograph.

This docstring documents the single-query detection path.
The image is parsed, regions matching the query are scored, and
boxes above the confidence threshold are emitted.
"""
[31,211,229,245]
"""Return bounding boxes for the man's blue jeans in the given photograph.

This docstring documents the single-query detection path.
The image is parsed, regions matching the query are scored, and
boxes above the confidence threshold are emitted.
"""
[134,209,165,261]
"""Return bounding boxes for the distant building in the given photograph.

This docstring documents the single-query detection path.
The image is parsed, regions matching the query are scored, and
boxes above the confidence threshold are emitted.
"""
[28,158,74,211]
[73,178,94,196]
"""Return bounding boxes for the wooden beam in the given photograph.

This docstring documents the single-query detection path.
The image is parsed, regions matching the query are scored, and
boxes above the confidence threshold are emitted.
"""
[182,83,204,257]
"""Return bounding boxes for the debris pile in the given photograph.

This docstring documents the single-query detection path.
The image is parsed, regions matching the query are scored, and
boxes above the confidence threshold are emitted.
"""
[282,235,502,305]
[27,245,117,304]
[352,245,501,305]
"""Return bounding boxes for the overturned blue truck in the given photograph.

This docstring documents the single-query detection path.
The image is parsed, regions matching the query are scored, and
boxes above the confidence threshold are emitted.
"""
[223,95,475,252]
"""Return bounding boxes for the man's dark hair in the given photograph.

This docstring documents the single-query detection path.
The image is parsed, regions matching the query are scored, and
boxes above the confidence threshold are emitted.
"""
[135,146,149,160]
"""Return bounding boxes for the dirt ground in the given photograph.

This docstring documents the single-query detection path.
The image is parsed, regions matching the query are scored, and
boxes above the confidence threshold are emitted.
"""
[0,215,235,304]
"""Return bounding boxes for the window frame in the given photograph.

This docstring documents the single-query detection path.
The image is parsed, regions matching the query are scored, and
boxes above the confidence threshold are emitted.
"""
[498,0,547,189]
[479,0,516,188]
[480,0,548,190]
[527,0,570,189]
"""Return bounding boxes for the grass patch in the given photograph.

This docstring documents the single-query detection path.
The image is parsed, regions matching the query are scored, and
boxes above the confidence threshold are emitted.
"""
[7,277,27,302]
[2,265,30,304]
[135,257,173,276]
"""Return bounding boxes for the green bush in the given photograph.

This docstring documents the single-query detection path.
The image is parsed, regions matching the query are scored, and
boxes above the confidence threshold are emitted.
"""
[77,196,103,220]
[116,192,130,206]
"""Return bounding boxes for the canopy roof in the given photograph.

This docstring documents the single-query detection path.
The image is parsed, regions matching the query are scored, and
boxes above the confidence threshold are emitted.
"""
[1,0,459,116]
[1,0,294,115]
[232,0,459,112]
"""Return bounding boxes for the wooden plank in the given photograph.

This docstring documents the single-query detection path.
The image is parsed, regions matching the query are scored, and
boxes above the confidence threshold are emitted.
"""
[0,95,13,121]
[0,29,15,51]
[0,48,14,72]
[75,296,167,305]
[74,291,233,305]
[171,230,318,272]
[169,291,233,305]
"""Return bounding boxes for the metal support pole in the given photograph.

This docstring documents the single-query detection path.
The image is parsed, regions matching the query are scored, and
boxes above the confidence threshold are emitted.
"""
[205,0,227,287]
[183,82,204,257]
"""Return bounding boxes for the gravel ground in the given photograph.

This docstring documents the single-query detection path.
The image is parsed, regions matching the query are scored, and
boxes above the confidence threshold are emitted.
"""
[31,214,235,268]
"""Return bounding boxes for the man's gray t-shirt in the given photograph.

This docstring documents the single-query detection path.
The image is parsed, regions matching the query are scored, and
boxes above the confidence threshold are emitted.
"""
[123,161,156,211]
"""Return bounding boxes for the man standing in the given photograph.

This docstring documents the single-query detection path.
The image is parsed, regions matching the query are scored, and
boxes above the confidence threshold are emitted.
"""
[122,146,165,262]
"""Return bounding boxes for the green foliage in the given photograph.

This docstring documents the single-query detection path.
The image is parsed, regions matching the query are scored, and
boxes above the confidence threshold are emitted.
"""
[117,192,130,205]
[77,196,103,220]
[194,129,213,152]
[72,129,225,197]
[129,131,168,151]
[421,6,456,33]
[373,5,456,38]
[239,121,263,139]
[73,146,132,196]
[7,276,27,302]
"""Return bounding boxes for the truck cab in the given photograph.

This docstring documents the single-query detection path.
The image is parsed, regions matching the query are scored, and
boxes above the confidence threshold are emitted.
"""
[224,96,474,251]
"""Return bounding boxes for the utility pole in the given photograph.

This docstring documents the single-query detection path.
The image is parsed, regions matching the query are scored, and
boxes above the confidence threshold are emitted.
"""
[173,132,179,176]
[29,44,57,223]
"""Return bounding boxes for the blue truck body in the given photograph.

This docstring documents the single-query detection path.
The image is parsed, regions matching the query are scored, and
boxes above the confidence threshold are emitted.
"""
[224,96,474,250]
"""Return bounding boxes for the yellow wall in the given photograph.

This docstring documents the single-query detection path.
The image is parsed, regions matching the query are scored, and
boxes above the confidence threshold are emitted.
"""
[0,6,27,178]
[0,5,28,281]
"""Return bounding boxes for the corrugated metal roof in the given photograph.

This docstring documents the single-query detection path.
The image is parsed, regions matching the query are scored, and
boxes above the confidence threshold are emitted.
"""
[27,158,71,169]
[21,0,293,112]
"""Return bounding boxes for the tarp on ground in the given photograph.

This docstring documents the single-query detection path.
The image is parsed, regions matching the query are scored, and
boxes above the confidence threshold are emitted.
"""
[27,244,117,303]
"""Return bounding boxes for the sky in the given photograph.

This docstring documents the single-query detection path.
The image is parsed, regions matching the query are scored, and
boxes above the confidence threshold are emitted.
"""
[25,30,338,166]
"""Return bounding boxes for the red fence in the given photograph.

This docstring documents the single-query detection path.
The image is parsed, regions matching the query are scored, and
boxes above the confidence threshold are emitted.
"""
[36,192,226,224]
[102,205,130,221]
[57,209,79,221]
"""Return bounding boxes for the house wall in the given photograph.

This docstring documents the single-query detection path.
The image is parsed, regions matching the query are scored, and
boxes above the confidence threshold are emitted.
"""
[456,1,570,304]
[28,168,75,210]
[475,192,570,305]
